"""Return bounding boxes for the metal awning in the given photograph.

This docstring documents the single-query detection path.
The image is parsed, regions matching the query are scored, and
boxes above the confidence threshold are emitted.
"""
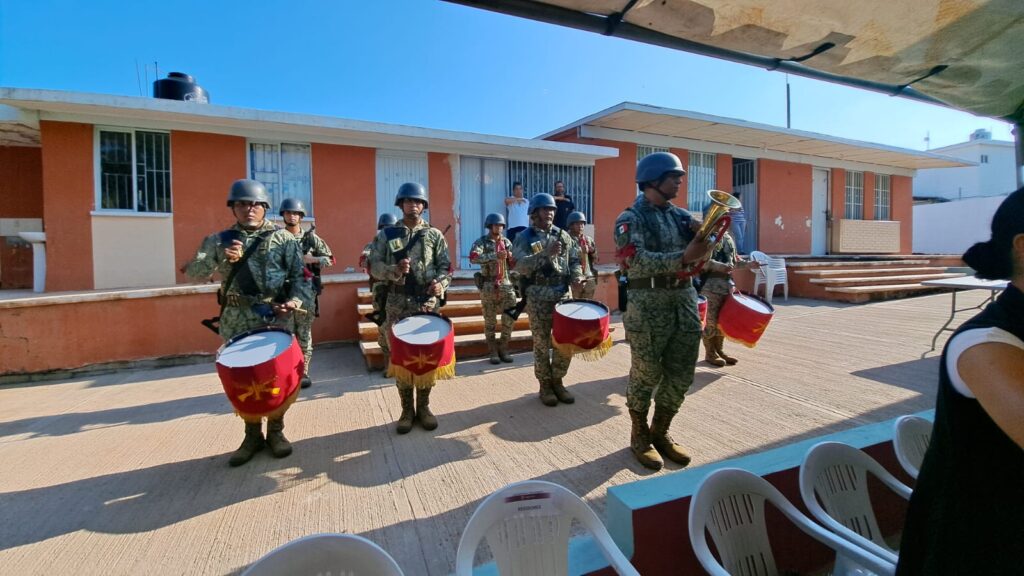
[542,102,970,172]
[445,0,1024,122]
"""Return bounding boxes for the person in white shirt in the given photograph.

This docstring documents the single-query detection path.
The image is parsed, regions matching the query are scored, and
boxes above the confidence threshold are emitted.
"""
[505,181,529,242]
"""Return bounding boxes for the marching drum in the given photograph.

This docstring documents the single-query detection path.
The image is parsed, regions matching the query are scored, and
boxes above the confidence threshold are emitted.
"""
[718,292,775,348]
[697,295,708,330]
[552,299,613,361]
[388,313,456,387]
[216,327,304,421]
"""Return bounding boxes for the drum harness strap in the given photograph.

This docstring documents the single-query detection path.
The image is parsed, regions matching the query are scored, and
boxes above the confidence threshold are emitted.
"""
[201,231,274,334]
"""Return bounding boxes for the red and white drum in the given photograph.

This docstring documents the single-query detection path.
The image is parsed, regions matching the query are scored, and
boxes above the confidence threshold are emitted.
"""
[719,292,775,348]
[552,299,613,361]
[216,327,304,421]
[697,295,708,330]
[388,313,456,387]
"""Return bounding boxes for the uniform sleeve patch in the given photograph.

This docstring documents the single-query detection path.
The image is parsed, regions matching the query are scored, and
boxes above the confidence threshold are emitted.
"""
[617,223,629,235]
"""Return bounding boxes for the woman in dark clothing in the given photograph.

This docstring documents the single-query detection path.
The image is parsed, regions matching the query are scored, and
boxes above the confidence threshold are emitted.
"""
[897,187,1024,575]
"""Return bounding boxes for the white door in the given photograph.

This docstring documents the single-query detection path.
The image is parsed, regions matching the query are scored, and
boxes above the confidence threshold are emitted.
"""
[811,168,829,255]
[375,150,429,222]
[459,157,508,269]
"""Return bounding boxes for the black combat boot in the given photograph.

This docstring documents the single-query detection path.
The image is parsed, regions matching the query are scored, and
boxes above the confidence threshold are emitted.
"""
[703,335,726,367]
[416,387,438,430]
[487,336,500,365]
[628,409,663,470]
[497,337,514,363]
[550,378,575,404]
[266,417,293,458]
[650,407,691,466]
[715,334,738,365]
[396,388,416,434]
[301,357,312,388]
[538,379,558,407]
[229,421,265,467]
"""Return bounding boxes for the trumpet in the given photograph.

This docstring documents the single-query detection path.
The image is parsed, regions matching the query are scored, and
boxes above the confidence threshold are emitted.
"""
[679,189,741,279]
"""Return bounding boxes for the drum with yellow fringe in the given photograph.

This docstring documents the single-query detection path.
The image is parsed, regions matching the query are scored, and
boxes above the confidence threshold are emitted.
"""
[719,292,775,348]
[388,312,456,387]
[552,299,613,361]
[216,327,303,421]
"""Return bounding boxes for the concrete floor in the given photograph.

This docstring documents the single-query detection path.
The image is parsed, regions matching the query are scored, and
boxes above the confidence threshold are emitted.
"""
[0,290,987,575]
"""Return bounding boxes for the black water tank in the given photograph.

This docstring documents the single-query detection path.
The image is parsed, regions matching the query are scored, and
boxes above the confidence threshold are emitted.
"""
[153,72,209,103]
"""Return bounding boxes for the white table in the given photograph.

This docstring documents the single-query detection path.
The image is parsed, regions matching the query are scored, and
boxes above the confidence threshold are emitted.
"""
[922,276,1009,350]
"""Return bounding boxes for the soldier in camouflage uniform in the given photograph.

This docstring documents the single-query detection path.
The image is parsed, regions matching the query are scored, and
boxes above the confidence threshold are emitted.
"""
[469,213,517,364]
[700,230,758,367]
[184,179,309,466]
[280,198,335,389]
[566,211,598,300]
[368,182,452,434]
[361,213,400,365]
[613,152,711,470]
[513,193,585,407]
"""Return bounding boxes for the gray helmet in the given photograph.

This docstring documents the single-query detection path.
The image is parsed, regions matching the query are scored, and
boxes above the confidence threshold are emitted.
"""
[484,213,506,228]
[278,197,306,217]
[566,211,587,226]
[394,182,428,209]
[528,193,557,214]
[377,213,399,230]
[227,179,271,208]
[636,152,686,184]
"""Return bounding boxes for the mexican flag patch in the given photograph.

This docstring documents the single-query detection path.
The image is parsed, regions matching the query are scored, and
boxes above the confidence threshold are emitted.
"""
[616,223,629,236]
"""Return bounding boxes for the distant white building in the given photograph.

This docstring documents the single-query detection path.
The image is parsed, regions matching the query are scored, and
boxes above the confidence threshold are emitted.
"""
[914,129,1015,202]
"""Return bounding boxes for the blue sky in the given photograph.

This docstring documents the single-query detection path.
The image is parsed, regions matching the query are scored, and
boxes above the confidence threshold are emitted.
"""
[0,0,1013,150]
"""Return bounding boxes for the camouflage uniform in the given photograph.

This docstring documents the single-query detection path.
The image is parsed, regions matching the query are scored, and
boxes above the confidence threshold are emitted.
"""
[614,194,700,468]
[469,234,517,359]
[513,225,583,404]
[185,220,309,348]
[360,240,390,358]
[290,228,333,377]
[368,219,452,387]
[570,232,598,300]
[700,232,751,366]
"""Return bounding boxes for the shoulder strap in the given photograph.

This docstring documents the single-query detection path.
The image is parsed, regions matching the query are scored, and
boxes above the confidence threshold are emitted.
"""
[219,231,273,318]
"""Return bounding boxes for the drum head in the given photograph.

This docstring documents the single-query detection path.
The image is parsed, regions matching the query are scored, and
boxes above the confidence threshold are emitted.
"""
[733,292,774,313]
[218,328,294,368]
[392,314,452,345]
[555,300,608,320]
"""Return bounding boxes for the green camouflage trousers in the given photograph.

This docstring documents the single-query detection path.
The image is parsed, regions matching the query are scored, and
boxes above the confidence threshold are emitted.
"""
[220,304,292,343]
[571,277,597,300]
[526,298,572,382]
[293,311,314,374]
[700,290,726,338]
[481,285,516,343]
[382,292,441,390]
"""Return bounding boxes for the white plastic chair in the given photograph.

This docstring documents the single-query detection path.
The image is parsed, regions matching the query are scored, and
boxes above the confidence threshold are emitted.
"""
[242,533,405,576]
[749,250,769,296]
[799,442,912,568]
[688,467,895,576]
[762,256,789,303]
[455,480,640,576]
[893,415,932,480]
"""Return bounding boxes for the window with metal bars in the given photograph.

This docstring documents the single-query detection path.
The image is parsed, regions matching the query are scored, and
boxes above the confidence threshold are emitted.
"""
[687,151,716,213]
[637,145,669,163]
[845,171,864,219]
[506,160,593,219]
[874,174,891,220]
[249,142,313,216]
[97,128,171,213]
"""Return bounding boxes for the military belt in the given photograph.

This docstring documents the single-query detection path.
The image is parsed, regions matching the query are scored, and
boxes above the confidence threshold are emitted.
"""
[627,276,684,289]
[220,292,267,307]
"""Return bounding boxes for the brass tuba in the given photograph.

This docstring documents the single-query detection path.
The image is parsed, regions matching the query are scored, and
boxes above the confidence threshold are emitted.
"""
[680,189,741,278]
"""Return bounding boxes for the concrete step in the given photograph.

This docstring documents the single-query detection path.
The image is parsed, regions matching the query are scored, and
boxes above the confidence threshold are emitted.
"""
[357,299,497,319]
[794,266,949,277]
[809,272,964,287]
[358,313,531,341]
[358,329,536,371]
[787,259,932,269]
[823,283,946,303]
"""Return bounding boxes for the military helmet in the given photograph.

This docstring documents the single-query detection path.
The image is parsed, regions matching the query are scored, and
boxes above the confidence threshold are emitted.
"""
[377,213,399,230]
[566,211,587,226]
[394,182,429,209]
[278,197,306,217]
[636,152,686,184]
[528,193,557,214]
[227,179,271,208]
[484,213,506,228]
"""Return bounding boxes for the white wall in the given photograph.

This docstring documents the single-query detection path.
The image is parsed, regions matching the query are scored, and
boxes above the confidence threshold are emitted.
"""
[913,194,1006,254]
[914,140,1016,201]
[92,214,176,289]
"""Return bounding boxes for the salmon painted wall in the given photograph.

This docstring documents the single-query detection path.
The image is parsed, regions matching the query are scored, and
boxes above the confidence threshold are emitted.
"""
[893,175,913,252]
[428,152,457,257]
[756,159,812,253]
[715,153,733,192]
[40,121,94,291]
[0,146,43,218]
[310,143,377,343]
[171,131,247,283]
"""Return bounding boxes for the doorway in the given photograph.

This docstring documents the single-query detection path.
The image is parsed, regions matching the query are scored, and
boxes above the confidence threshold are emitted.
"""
[732,158,756,253]
[811,167,830,255]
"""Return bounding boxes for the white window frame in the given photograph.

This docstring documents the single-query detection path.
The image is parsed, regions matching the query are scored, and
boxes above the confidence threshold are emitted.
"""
[93,126,172,214]
[247,140,314,219]
[980,154,989,164]
[874,174,891,220]
[845,170,864,220]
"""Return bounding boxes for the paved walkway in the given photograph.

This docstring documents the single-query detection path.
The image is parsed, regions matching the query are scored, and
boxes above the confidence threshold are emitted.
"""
[0,291,988,575]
